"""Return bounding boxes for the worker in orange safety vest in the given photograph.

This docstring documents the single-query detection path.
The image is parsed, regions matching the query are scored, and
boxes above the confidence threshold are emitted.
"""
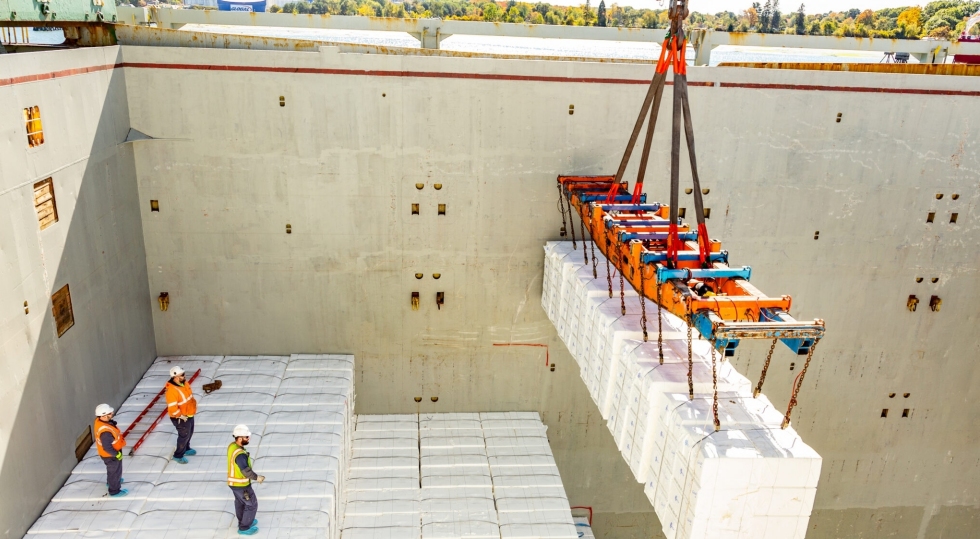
[165,366,198,464]
[94,403,128,497]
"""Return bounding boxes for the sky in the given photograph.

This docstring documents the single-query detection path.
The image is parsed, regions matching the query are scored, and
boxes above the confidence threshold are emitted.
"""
[571,0,922,13]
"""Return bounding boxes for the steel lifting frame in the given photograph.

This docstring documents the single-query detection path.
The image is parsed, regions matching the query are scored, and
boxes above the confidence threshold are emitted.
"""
[558,175,825,357]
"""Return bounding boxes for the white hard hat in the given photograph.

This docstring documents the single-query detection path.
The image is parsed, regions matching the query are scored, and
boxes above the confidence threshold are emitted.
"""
[233,424,251,438]
[170,366,185,377]
[95,403,114,417]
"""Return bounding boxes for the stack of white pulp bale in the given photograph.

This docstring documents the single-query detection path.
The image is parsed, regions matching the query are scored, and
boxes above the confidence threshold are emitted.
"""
[28,354,354,539]
[483,413,577,539]
[419,413,497,539]
[343,412,578,539]
[344,414,422,539]
[542,242,821,539]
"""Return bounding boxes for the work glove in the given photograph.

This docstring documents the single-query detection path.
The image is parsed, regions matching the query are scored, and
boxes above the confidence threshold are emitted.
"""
[178,415,188,422]
[255,475,265,484]
[116,452,123,460]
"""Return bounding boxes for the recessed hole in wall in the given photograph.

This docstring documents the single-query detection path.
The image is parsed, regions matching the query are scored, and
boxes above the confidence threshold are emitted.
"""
[24,301,29,315]
[412,203,419,215]
[952,194,960,200]
[915,277,923,283]
[902,409,910,418]
[33,178,58,230]
[678,208,687,219]
[415,273,423,279]
[836,112,842,123]
[907,295,919,311]
[286,224,292,234]
[158,292,169,312]
[436,291,445,309]
[415,183,424,190]
[814,231,820,240]
[931,277,939,283]
[790,362,796,371]
[438,204,446,216]
[550,363,556,372]
[431,396,439,402]
[150,200,159,212]
[929,295,941,312]
[704,208,711,219]
[889,393,896,398]
[279,96,285,107]
[74,426,93,463]
[433,183,443,190]
[702,188,710,195]
[936,193,944,200]
[881,409,888,418]
[414,396,422,402]
[568,104,574,115]
[25,106,44,147]
[382,93,386,97]
[411,292,420,311]
[432,273,441,279]
[904,393,911,398]
[52,284,74,338]
[950,213,958,224]
[685,188,693,195]
[926,212,935,223]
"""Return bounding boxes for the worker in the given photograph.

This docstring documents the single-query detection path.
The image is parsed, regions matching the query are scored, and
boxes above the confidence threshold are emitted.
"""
[228,424,264,536]
[691,280,716,297]
[94,403,128,497]
[165,366,197,464]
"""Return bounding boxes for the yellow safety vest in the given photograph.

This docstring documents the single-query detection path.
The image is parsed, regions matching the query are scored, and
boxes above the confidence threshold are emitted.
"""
[227,442,252,487]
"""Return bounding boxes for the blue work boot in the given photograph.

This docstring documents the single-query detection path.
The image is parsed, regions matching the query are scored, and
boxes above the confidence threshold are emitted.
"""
[109,489,129,498]
[251,520,258,527]
[184,449,197,456]
[238,524,259,536]
[173,456,189,464]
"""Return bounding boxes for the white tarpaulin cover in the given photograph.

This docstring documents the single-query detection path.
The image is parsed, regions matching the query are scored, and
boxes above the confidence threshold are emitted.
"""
[543,242,821,539]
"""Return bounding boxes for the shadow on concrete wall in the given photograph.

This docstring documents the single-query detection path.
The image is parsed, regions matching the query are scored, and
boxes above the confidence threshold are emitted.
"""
[0,65,157,537]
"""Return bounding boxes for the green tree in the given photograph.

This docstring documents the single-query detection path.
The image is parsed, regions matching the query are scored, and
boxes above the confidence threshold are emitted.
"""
[759,0,771,31]
[597,0,606,26]
[482,2,501,21]
[770,0,781,32]
[794,3,805,34]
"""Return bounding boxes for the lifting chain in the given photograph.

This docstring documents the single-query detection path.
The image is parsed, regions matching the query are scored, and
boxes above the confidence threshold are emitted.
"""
[639,267,648,342]
[686,314,694,400]
[567,192,577,249]
[753,338,778,398]
[781,339,819,429]
[710,342,720,431]
[619,268,626,316]
[589,227,598,278]
[656,281,664,364]
[605,238,613,298]
[580,215,589,266]
[556,183,568,238]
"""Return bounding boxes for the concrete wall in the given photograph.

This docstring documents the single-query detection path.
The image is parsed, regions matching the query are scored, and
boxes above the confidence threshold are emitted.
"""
[0,48,157,537]
[119,45,980,539]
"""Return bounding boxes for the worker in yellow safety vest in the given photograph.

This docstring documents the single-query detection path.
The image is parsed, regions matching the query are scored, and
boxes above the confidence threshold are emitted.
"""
[165,366,197,464]
[228,424,265,536]
[94,403,128,497]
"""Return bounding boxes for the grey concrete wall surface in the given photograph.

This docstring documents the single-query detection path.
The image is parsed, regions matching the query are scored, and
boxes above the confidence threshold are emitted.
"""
[117,45,980,539]
[0,48,157,537]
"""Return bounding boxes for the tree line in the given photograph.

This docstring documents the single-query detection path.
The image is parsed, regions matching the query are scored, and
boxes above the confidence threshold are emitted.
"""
[250,0,980,39]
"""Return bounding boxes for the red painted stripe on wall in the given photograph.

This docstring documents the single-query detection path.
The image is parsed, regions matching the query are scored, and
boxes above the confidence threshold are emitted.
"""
[0,62,120,88]
[3,59,979,97]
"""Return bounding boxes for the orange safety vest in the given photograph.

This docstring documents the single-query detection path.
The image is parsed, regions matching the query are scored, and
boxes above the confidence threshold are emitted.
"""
[93,418,126,458]
[165,380,197,418]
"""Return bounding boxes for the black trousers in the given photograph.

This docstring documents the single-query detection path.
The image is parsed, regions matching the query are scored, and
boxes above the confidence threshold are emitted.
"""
[170,416,195,458]
[230,484,258,531]
[102,456,123,495]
